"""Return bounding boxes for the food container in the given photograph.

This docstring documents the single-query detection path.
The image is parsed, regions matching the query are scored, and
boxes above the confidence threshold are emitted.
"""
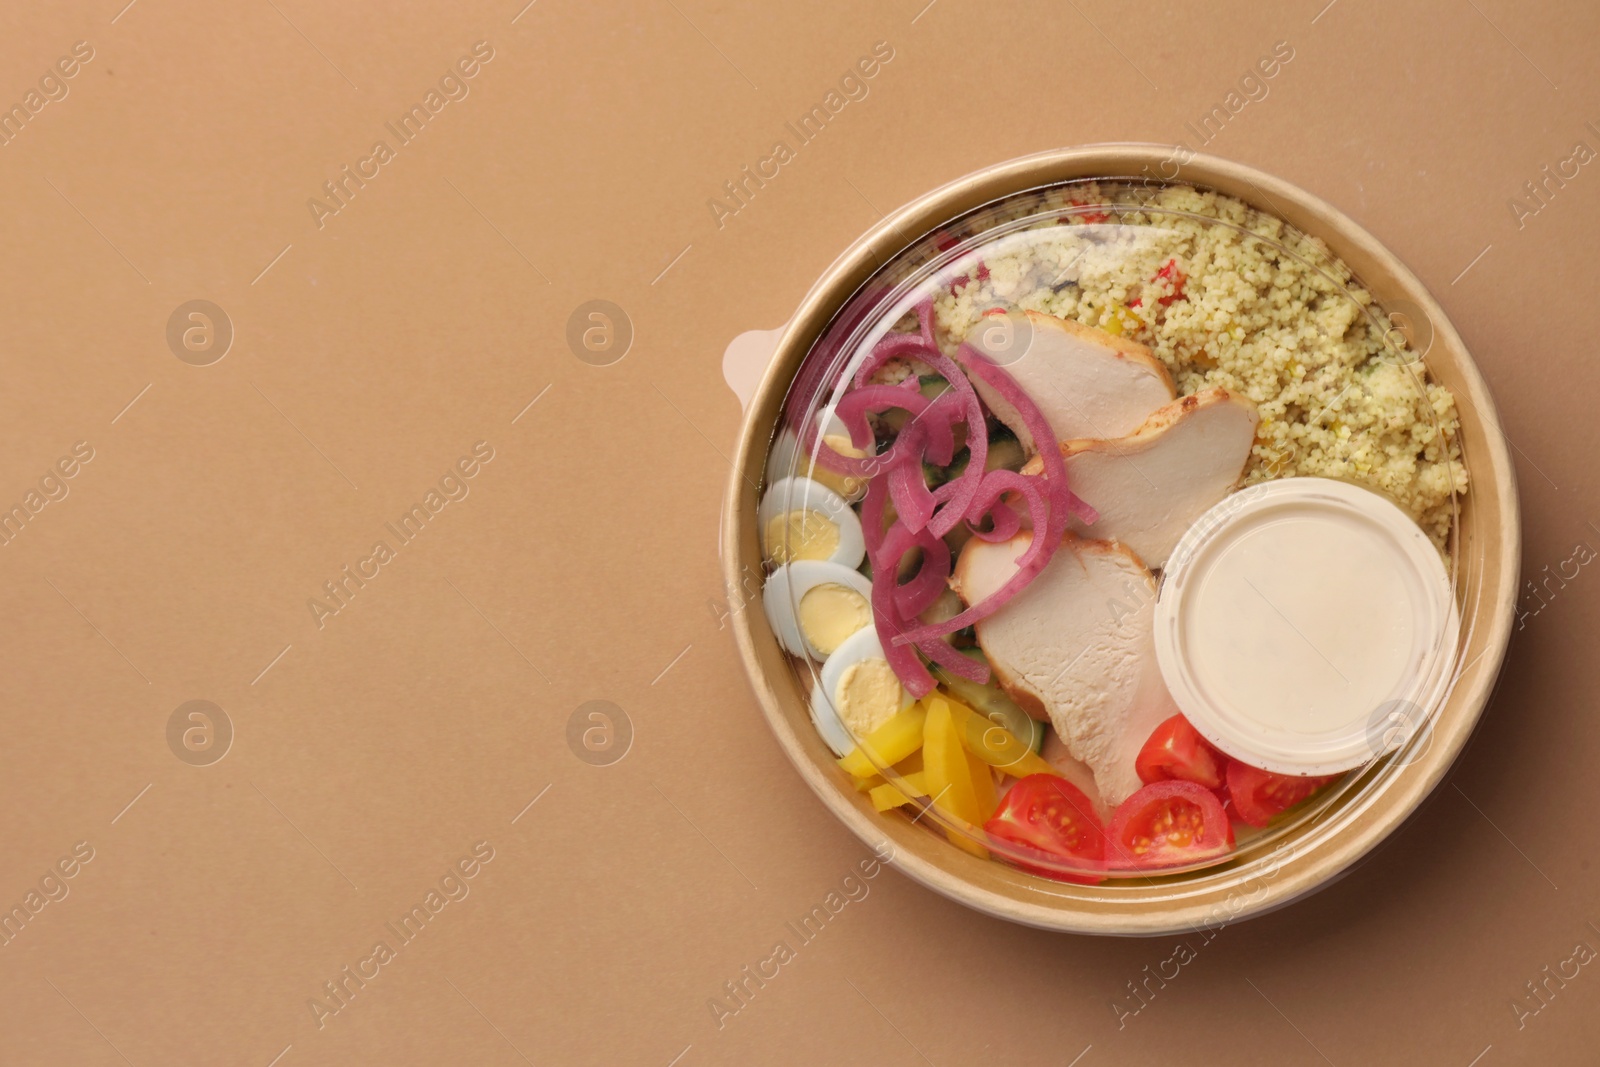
[722,145,1519,935]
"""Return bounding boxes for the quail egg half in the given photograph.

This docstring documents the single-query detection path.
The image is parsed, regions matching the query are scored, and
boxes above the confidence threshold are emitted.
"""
[763,559,875,661]
[757,476,865,568]
[809,625,913,757]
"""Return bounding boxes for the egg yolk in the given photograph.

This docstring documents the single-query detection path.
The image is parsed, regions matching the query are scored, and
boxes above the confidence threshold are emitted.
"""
[835,657,903,739]
[764,509,840,564]
[797,583,871,655]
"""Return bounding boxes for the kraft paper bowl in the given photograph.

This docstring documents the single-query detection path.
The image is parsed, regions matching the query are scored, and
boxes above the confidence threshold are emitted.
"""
[722,145,1519,936]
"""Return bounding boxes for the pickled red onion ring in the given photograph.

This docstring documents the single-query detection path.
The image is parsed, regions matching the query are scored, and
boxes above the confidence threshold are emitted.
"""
[809,382,928,478]
[867,561,936,698]
[893,509,1054,647]
[958,340,1097,524]
[970,502,1021,543]
[860,475,889,561]
[917,393,960,466]
[835,381,928,447]
[918,354,986,537]
[867,524,978,696]
[877,521,950,619]
[793,300,1098,691]
[915,629,988,681]
[820,342,986,536]
[966,469,1039,543]
[891,306,989,537]
[889,344,1096,646]
[919,308,939,350]
[887,446,936,532]
[968,470,1047,527]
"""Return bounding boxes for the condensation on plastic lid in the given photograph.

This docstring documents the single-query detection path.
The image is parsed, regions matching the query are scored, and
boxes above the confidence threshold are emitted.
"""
[1153,477,1460,777]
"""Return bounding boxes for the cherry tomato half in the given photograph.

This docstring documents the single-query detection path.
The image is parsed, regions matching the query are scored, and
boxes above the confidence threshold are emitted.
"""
[1135,715,1227,791]
[1225,762,1339,828]
[1107,781,1234,870]
[984,774,1106,884]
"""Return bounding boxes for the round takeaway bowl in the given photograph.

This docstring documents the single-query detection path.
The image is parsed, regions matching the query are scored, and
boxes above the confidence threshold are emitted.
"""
[722,145,1519,935]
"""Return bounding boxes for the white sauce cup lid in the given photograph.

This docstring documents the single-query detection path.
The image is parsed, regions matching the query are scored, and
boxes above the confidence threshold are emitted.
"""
[1153,477,1459,776]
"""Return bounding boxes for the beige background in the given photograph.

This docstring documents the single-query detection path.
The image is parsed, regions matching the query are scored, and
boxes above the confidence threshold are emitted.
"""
[0,1,1594,1064]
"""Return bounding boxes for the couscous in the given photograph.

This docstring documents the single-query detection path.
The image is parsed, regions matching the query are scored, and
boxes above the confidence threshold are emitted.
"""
[926,181,1465,551]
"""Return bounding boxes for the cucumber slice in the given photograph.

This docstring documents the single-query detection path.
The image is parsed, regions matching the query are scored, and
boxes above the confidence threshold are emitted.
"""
[923,447,970,489]
[985,426,1025,474]
[932,648,1045,753]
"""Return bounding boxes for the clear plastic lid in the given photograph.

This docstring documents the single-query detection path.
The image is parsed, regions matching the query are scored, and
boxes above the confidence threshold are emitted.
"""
[756,179,1467,883]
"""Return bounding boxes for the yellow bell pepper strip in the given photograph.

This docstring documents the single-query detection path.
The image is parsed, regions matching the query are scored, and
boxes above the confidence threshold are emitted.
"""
[922,695,989,859]
[868,772,929,812]
[943,695,1060,779]
[853,774,883,793]
[968,748,997,823]
[837,703,928,779]
[1101,303,1142,337]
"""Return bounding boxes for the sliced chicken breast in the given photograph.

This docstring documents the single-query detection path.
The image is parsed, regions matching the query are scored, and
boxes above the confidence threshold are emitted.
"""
[962,310,1175,453]
[953,532,1178,807]
[1024,387,1259,570]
